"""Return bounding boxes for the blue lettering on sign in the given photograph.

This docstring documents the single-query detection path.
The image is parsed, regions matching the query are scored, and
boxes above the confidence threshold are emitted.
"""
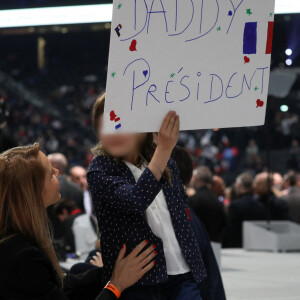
[123,58,151,111]
[122,57,269,110]
[120,0,246,42]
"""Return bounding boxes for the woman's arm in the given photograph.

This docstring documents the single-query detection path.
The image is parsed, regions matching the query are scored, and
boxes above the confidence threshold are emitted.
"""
[15,247,69,300]
[87,112,180,213]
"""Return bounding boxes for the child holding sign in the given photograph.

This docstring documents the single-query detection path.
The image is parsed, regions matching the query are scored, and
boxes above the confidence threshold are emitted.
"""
[87,93,206,300]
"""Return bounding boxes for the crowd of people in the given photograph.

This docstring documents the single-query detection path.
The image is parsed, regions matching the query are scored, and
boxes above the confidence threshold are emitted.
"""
[1,31,300,300]
[42,145,300,262]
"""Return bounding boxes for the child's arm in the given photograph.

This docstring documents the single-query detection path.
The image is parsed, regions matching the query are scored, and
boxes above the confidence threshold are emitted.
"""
[87,111,180,213]
[148,111,179,181]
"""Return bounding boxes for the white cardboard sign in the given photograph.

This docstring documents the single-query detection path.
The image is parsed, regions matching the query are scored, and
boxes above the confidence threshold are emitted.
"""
[104,0,275,133]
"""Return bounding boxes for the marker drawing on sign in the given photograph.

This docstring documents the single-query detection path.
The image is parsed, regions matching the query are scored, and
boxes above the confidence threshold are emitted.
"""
[244,56,250,64]
[143,70,148,78]
[115,24,122,37]
[110,110,122,130]
[246,9,253,16]
[266,21,274,54]
[104,0,275,133]
[129,39,137,51]
[256,99,264,108]
[243,22,257,54]
[227,0,245,34]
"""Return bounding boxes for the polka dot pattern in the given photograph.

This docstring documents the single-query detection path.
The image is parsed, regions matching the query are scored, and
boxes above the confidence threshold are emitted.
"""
[87,155,207,286]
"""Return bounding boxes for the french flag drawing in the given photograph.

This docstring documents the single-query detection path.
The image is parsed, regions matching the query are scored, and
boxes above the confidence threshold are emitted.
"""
[243,21,274,55]
[110,110,122,130]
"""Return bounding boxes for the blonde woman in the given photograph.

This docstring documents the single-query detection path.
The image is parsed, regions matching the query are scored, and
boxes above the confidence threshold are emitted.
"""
[0,144,156,300]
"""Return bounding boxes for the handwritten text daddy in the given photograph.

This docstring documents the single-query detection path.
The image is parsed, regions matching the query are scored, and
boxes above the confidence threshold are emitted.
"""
[120,0,245,42]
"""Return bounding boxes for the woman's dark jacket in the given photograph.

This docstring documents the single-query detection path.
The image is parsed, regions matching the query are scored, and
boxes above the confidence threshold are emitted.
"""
[0,233,116,300]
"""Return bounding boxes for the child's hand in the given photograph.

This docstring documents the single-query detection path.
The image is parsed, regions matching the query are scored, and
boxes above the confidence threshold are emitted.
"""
[110,240,157,293]
[157,111,180,153]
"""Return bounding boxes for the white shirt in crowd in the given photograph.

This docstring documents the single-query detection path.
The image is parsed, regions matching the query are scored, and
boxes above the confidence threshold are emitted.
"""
[83,190,93,216]
[125,161,190,275]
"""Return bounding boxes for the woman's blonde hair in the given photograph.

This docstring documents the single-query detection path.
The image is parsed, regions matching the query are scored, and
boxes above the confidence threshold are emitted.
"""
[0,143,64,282]
[91,93,171,182]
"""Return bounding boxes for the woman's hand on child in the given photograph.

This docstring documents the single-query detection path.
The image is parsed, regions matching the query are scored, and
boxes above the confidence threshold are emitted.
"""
[157,111,180,153]
[110,240,157,293]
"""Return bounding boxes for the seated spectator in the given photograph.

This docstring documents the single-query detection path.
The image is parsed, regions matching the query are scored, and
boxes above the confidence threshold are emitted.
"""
[70,165,94,216]
[283,173,300,224]
[189,166,227,243]
[253,172,290,221]
[0,144,157,300]
[223,173,268,248]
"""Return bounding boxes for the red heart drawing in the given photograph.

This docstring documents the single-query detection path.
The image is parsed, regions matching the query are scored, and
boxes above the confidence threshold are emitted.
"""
[129,39,137,51]
[244,56,250,64]
[256,99,264,108]
[110,110,117,121]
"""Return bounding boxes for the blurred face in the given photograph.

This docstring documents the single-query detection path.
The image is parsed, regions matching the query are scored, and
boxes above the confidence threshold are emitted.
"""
[273,173,283,190]
[40,151,61,207]
[98,115,146,159]
[71,167,88,190]
[211,176,226,196]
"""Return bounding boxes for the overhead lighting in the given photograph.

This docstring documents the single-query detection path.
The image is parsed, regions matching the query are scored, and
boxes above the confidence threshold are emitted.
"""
[0,0,299,29]
[280,105,289,112]
[0,4,113,28]
[275,0,300,14]
[285,49,293,56]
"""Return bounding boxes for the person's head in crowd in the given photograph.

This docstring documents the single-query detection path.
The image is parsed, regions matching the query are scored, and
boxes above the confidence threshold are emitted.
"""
[190,166,213,189]
[253,172,273,196]
[91,93,171,181]
[171,146,193,186]
[235,173,253,196]
[283,171,297,188]
[211,175,226,197]
[53,198,80,222]
[273,172,283,191]
[47,153,68,176]
[70,166,88,191]
[0,143,64,281]
[248,139,257,147]
[224,185,238,205]
[291,139,299,148]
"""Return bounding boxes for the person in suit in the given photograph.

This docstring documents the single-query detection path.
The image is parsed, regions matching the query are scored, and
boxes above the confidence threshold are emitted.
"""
[283,173,300,224]
[0,144,157,300]
[171,146,226,300]
[253,172,291,221]
[87,94,206,300]
[189,167,227,243]
[48,153,84,211]
[222,173,268,248]
[70,165,94,216]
